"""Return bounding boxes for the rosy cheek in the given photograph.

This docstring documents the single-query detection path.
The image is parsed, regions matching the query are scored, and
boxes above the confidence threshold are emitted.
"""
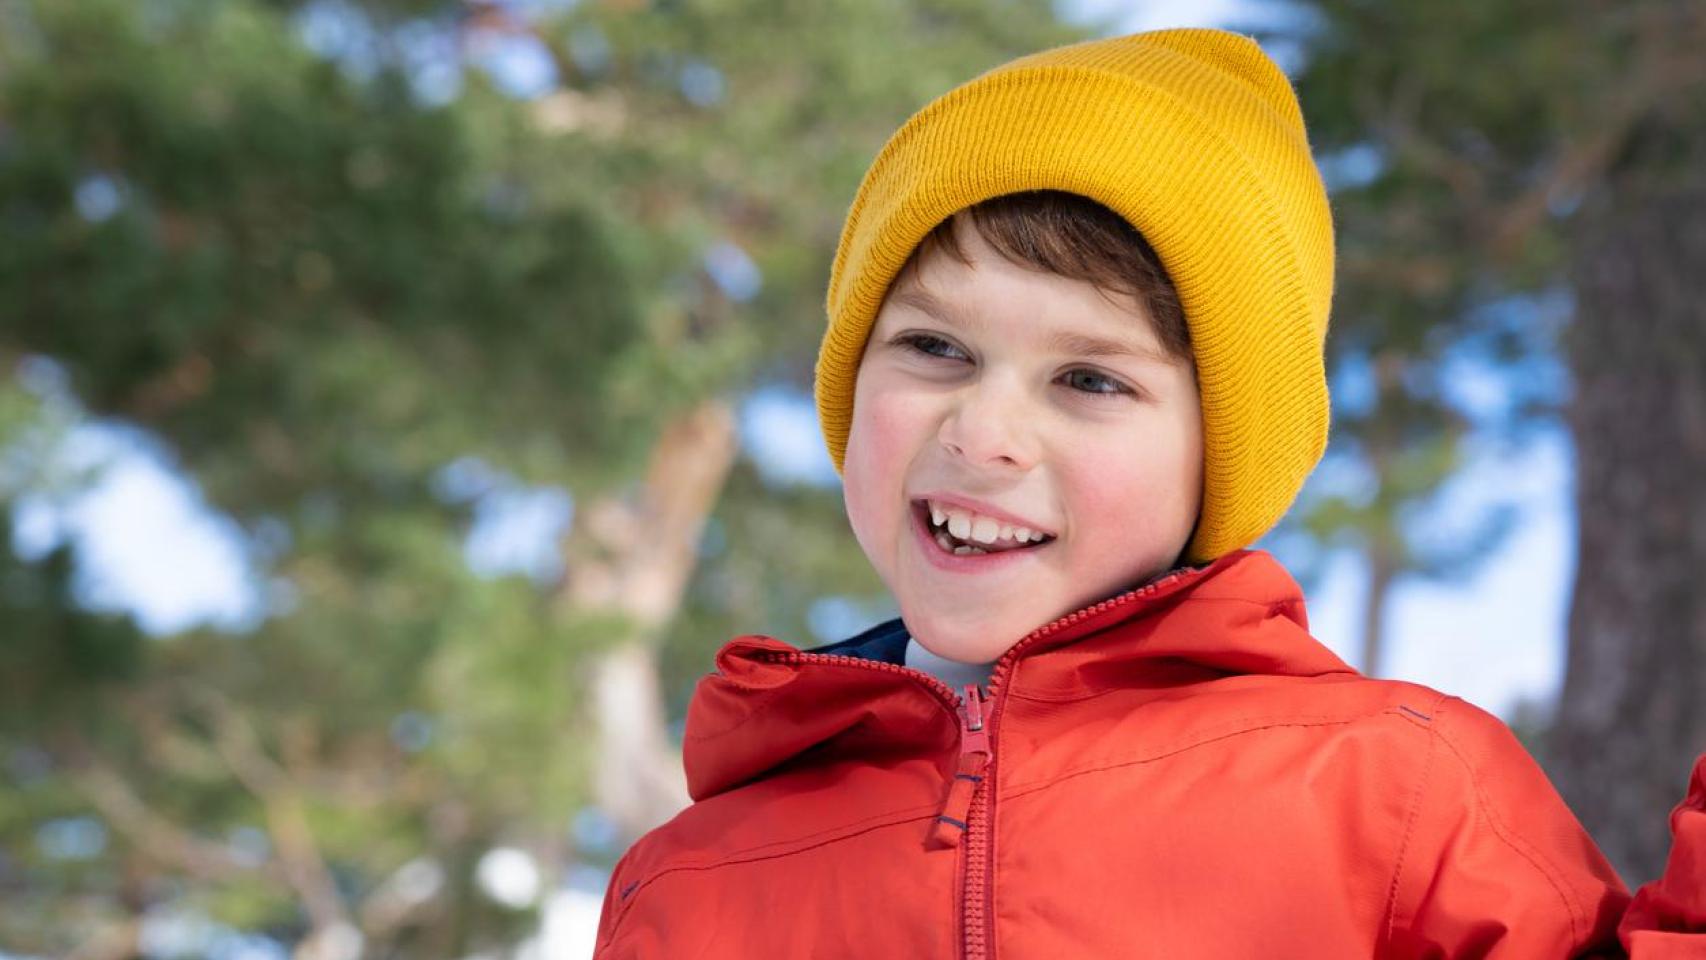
[866,400,918,463]
[844,387,915,540]
[1065,460,1170,543]
[852,389,922,475]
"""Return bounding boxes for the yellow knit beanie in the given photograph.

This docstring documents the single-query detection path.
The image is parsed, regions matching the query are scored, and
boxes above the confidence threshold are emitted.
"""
[814,28,1335,564]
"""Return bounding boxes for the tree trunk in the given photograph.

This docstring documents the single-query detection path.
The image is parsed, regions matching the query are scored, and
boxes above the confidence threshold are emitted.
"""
[1361,540,1397,678]
[1545,181,1706,885]
[561,400,739,844]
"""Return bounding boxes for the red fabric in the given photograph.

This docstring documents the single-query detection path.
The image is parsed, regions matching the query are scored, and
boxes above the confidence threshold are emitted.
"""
[1621,753,1706,957]
[594,550,1701,958]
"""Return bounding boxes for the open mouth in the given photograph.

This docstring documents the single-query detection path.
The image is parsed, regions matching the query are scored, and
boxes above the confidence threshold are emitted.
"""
[911,500,1057,558]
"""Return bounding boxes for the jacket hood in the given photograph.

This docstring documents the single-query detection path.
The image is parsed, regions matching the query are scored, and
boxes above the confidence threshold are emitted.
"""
[682,549,1354,802]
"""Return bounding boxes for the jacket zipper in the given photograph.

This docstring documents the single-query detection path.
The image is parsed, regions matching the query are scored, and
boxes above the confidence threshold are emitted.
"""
[955,564,1207,960]
[929,684,990,848]
[760,564,1209,960]
[955,683,994,960]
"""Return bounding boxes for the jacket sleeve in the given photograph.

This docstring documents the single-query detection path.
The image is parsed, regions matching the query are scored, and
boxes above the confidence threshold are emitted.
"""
[1383,696,1631,957]
[1617,750,1706,957]
[592,848,636,958]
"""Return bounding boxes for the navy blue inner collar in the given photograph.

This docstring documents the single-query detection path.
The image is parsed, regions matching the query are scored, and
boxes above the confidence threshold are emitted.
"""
[803,616,909,666]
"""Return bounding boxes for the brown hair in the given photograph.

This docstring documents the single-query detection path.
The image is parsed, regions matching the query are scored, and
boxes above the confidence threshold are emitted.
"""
[891,190,1192,364]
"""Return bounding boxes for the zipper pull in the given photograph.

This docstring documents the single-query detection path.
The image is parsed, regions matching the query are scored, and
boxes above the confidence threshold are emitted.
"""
[929,683,991,849]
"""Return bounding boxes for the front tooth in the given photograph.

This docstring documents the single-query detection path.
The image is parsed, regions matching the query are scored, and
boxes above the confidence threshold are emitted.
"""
[970,517,1000,544]
[947,511,972,539]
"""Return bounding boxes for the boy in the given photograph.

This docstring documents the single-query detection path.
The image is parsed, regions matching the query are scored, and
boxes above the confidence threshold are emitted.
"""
[594,29,1704,957]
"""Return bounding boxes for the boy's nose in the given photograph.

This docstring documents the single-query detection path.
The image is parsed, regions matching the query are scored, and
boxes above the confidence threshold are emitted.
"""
[937,380,1039,471]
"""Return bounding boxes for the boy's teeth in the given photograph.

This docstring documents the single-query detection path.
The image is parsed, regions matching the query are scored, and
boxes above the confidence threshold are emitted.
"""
[925,499,1054,548]
[947,512,972,539]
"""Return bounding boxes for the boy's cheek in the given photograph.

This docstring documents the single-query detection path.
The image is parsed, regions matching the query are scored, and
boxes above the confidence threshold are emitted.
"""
[1067,443,1202,549]
[848,388,927,480]
[843,393,920,544]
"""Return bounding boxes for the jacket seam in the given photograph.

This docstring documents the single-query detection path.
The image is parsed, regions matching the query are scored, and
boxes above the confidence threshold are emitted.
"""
[1001,708,1421,797]
[1380,701,1438,944]
[1175,594,1302,608]
[1009,673,1356,705]
[601,806,939,936]
[618,799,940,878]
[1429,697,1587,944]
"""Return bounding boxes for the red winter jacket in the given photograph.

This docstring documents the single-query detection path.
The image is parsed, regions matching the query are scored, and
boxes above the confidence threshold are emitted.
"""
[594,550,1706,958]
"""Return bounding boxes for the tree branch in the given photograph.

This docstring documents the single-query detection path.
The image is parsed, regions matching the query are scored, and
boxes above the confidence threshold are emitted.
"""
[67,755,281,885]
[190,688,352,940]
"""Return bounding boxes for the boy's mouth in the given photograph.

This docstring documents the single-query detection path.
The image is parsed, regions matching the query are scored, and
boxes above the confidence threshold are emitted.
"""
[911,499,1057,557]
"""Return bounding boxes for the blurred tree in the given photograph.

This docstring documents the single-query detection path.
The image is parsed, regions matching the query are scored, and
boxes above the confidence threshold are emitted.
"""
[0,0,1076,953]
[1549,53,1706,882]
[1283,0,1706,880]
[1277,0,1573,678]
[1,0,646,947]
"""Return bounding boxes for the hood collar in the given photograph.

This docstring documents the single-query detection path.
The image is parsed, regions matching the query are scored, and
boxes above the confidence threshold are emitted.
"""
[682,549,1354,801]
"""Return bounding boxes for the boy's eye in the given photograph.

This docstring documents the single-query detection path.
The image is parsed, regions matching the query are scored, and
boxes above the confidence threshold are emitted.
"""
[1061,369,1134,398]
[894,333,1137,400]
[897,333,968,361]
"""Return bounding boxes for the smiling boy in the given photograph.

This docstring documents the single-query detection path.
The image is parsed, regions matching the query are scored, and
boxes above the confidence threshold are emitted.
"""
[843,193,1204,668]
[593,28,1705,958]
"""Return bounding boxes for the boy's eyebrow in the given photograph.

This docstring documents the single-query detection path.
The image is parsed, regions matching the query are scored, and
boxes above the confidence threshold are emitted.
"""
[888,286,1175,366]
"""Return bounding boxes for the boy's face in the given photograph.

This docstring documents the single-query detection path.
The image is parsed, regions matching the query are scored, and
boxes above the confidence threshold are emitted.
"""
[842,217,1204,664]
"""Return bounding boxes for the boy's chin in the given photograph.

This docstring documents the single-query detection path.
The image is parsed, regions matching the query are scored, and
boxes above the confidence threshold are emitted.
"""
[902,605,1040,664]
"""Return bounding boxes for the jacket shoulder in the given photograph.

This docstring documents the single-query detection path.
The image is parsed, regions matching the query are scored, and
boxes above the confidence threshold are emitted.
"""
[1381,694,1629,954]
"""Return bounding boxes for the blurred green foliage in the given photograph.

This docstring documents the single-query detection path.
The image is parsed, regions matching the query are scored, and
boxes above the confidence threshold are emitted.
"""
[0,0,1073,953]
[1263,0,1658,672]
